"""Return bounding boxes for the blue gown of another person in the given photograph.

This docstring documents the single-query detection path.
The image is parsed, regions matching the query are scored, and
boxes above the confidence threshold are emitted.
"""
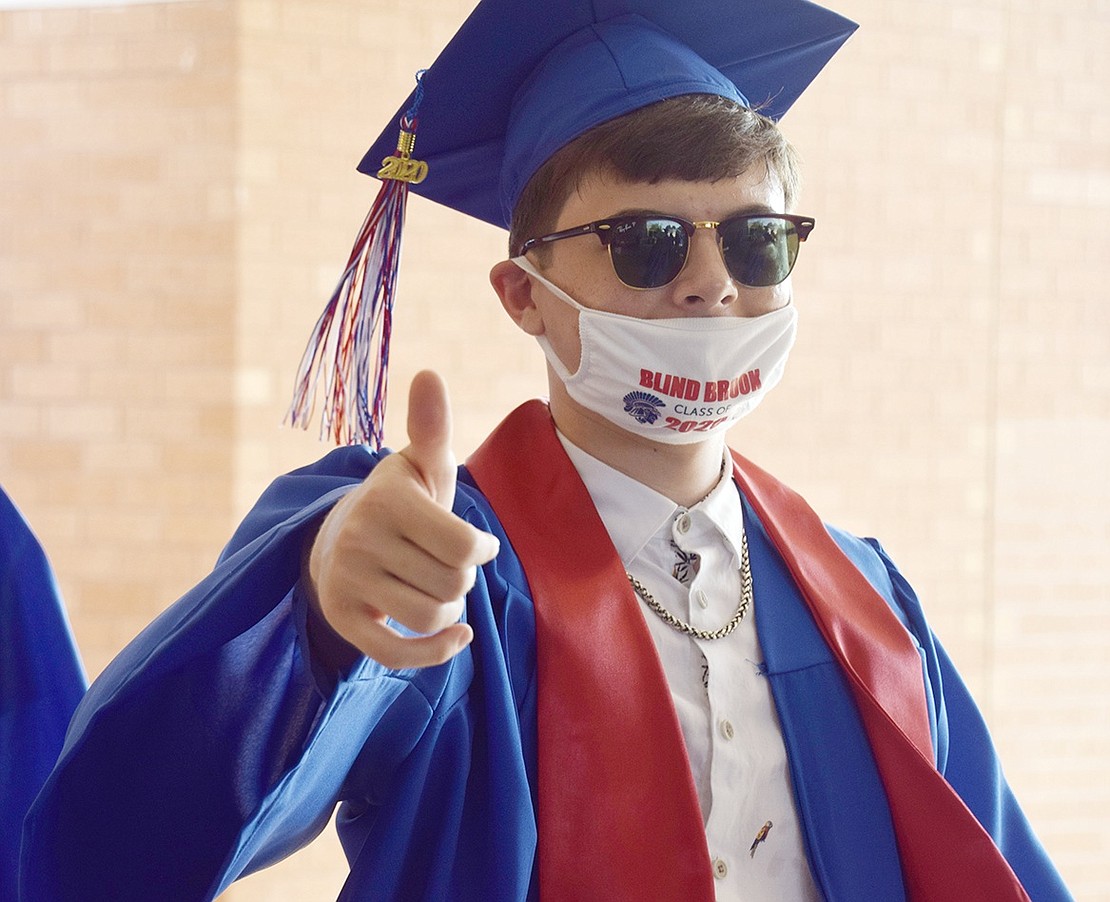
[1,488,86,897]
[19,426,1071,901]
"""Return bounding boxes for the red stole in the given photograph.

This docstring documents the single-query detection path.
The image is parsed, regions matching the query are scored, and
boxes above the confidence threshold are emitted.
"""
[465,400,1029,901]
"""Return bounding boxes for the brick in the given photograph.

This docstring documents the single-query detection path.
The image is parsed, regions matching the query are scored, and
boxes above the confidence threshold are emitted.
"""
[10,363,85,400]
[0,401,46,441]
[44,403,122,440]
[6,293,86,330]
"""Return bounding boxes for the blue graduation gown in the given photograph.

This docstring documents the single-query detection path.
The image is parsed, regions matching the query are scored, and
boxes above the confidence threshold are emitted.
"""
[1,488,86,898]
[20,445,1070,900]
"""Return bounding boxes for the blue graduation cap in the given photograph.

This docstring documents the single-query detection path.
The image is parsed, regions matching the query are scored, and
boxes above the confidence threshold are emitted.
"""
[288,0,857,445]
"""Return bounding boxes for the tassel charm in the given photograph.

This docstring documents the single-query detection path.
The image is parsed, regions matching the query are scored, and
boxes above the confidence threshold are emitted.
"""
[287,71,428,447]
[378,127,428,184]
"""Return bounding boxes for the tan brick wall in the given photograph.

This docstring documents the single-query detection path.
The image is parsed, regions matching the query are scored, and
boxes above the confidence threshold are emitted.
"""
[1,0,239,679]
[2,0,1106,898]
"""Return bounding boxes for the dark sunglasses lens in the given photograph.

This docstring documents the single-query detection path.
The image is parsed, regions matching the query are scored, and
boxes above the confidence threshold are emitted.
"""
[720,217,800,287]
[608,218,688,288]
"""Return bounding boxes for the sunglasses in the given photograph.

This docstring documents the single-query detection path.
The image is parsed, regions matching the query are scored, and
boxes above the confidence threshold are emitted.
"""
[519,213,815,290]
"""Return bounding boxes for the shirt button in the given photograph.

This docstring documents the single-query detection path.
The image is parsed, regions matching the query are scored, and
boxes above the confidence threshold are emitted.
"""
[676,512,692,534]
[712,857,728,879]
[720,719,735,740]
[695,589,709,609]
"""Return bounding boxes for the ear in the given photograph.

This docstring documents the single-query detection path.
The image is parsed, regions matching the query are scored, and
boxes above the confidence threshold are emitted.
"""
[490,259,546,336]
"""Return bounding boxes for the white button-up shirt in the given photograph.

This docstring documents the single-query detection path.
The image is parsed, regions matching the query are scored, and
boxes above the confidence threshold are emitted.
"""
[559,435,821,901]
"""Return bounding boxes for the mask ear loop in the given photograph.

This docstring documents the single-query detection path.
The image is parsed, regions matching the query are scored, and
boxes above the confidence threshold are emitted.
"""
[510,256,591,314]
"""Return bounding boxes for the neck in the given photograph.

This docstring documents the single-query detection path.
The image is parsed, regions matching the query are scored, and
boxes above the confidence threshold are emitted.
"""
[548,378,726,508]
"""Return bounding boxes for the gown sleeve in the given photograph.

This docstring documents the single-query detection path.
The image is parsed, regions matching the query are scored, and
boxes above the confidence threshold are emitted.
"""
[925,633,1074,901]
[19,446,404,902]
[836,529,1073,901]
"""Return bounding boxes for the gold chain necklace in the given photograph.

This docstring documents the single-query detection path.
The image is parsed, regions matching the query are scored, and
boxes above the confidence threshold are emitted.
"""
[627,529,752,641]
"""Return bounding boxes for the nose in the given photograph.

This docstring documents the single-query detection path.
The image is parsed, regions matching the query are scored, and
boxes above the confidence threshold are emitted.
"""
[668,224,738,313]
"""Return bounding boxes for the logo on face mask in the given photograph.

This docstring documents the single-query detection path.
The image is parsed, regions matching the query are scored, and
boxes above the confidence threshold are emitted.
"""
[622,391,666,425]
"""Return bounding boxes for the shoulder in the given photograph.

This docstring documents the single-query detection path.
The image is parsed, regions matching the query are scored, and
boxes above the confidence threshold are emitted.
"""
[824,524,929,639]
[223,445,383,557]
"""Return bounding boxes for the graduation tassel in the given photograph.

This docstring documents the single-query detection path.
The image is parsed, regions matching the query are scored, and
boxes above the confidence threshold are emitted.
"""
[287,71,429,447]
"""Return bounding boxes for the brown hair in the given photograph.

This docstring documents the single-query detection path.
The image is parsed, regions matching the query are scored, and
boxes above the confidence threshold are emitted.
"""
[509,94,801,257]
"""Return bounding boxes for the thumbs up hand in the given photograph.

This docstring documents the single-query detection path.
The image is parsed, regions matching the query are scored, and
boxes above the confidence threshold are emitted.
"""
[306,370,500,670]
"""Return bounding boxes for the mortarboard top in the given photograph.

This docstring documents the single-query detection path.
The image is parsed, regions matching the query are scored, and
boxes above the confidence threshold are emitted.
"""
[359,0,858,230]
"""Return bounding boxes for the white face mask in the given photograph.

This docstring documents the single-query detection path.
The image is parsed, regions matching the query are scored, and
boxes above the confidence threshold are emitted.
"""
[512,256,798,445]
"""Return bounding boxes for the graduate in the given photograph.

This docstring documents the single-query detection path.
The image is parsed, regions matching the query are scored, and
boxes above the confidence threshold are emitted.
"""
[22,0,1073,899]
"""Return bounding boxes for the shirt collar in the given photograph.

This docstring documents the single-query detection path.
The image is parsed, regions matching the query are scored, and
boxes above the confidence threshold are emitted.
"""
[556,431,742,567]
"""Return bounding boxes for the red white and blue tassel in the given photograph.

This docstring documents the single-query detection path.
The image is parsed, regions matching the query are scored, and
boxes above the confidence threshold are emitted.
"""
[287,71,429,447]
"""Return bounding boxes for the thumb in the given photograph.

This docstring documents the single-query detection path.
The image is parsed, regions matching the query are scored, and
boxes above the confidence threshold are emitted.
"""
[401,369,457,507]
